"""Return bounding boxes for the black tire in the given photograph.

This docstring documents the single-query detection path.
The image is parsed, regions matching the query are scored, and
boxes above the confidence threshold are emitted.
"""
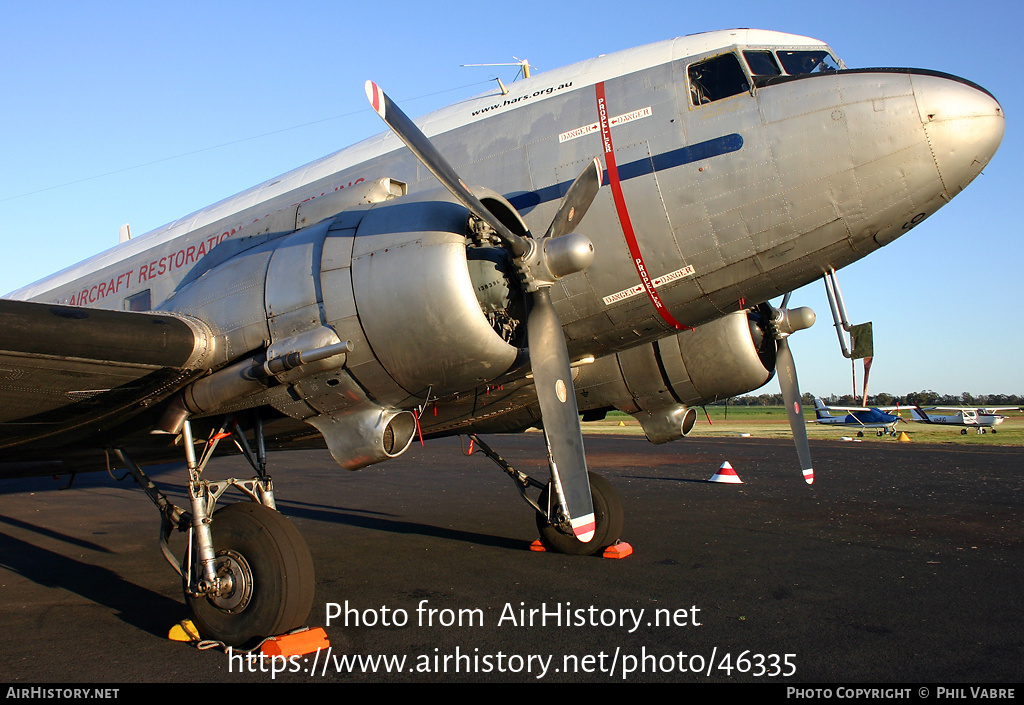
[535,472,624,555]
[187,502,315,647]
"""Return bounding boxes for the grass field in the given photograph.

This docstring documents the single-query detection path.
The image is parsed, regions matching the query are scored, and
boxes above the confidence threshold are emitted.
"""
[582,406,1024,446]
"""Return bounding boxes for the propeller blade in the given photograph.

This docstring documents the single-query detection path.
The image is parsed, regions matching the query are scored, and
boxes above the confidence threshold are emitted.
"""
[776,336,814,484]
[367,80,597,541]
[543,158,603,240]
[528,287,595,541]
[364,80,529,257]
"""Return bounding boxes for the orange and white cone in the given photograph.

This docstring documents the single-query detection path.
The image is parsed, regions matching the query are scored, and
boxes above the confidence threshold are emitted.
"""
[709,461,743,484]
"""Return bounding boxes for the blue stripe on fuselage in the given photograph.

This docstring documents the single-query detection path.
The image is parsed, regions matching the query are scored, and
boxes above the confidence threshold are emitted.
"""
[506,134,743,212]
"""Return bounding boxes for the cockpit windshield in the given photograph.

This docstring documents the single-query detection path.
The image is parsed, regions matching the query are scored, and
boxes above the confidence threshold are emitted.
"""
[689,47,843,107]
[743,50,782,76]
[776,50,840,75]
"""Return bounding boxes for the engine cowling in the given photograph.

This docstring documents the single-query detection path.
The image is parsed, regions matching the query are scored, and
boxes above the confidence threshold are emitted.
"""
[576,309,776,443]
[321,187,527,402]
[158,184,529,470]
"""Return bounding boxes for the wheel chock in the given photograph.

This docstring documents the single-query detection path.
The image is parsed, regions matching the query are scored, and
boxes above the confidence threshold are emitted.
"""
[602,541,633,559]
[530,538,634,559]
[168,619,201,642]
[261,627,330,658]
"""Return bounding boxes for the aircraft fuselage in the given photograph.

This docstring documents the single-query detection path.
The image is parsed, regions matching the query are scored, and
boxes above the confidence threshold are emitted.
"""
[6,29,1004,465]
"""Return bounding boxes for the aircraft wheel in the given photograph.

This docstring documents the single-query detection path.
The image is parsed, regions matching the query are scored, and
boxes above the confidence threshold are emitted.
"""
[961,429,968,435]
[187,502,315,647]
[857,431,864,437]
[535,472,624,556]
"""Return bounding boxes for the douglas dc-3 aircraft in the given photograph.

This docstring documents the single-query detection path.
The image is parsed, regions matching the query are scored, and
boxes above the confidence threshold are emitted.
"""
[911,406,1016,434]
[813,399,903,436]
[0,29,1003,646]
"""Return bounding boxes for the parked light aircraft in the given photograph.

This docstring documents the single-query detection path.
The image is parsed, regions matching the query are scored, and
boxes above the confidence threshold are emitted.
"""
[911,406,1015,434]
[0,29,1003,646]
[813,399,903,436]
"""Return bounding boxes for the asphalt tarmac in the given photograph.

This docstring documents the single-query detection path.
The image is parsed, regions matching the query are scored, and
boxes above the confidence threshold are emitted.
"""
[1,433,1021,684]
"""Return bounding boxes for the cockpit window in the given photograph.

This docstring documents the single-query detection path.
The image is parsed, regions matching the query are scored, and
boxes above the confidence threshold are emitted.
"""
[777,50,840,75]
[688,53,750,106]
[743,50,781,76]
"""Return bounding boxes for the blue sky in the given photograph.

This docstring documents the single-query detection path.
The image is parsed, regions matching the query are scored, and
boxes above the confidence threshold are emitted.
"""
[1,0,1019,397]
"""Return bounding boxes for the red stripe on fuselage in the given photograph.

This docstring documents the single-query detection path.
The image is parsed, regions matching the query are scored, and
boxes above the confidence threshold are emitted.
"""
[595,82,689,331]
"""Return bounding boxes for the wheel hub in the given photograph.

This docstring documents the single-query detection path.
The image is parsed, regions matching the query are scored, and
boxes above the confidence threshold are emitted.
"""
[208,549,254,613]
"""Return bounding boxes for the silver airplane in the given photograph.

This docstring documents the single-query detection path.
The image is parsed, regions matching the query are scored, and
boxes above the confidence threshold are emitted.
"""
[0,29,1003,646]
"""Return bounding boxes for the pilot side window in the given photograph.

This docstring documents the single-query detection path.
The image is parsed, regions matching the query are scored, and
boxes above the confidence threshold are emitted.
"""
[777,50,840,75]
[743,50,781,76]
[125,289,151,312]
[688,53,750,106]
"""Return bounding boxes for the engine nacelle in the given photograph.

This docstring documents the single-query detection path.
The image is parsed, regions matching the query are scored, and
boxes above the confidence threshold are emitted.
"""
[336,189,524,399]
[158,183,528,470]
[576,310,775,444]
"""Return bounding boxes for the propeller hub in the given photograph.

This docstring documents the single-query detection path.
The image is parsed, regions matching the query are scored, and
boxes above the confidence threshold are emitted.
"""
[542,232,595,279]
[772,306,816,338]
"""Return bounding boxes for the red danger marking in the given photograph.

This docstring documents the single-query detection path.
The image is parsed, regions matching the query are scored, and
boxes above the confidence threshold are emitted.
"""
[595,82,689,331]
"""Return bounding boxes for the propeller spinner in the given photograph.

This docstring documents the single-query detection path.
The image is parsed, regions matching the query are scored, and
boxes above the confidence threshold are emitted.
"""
[365,81,602,540]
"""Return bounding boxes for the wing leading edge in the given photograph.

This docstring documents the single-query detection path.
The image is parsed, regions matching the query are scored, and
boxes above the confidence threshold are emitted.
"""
[0,299,214,453]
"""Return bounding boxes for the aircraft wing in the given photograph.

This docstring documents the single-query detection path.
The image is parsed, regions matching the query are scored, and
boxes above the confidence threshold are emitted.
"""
[0,299,214,453]
[930,406,1019,413]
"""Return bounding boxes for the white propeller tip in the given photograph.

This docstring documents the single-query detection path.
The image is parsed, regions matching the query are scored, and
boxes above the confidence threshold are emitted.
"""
[365,81,385,118]
[571,514,596,542]
[803,468,815,484]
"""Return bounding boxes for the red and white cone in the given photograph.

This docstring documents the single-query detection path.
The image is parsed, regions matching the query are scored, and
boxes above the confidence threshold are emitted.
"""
[709,461,743,484]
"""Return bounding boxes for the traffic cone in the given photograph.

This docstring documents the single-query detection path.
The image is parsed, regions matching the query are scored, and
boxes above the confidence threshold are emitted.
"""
[709,461,743,483]
[898,431,911,442]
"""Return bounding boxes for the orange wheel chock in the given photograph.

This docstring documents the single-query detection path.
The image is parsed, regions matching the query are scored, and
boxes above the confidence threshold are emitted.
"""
[530,538,633,558]
[602,541,633,559]
[261,627,330,658]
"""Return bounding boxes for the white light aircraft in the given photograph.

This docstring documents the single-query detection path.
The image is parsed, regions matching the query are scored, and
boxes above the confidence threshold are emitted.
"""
[911,406,1017,434]
[0,29,1003,646]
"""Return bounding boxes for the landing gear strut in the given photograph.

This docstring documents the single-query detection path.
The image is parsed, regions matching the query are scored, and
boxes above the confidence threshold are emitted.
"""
[187,502,314,647]
[468,434,624,555]
[117,414,314,647]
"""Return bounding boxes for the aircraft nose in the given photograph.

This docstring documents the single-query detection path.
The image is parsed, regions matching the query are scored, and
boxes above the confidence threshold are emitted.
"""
[912,73,1004,196]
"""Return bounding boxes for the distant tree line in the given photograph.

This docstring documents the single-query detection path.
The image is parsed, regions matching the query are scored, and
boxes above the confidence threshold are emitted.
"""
[718,391,1023,407]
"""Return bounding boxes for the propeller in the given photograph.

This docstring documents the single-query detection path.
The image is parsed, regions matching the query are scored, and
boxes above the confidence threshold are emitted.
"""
[766,292,816,484]
[365,81,601,541]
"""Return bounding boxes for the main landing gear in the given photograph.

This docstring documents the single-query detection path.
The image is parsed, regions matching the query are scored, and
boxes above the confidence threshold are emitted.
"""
[116,415,314,647]
[468,434,624,555]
